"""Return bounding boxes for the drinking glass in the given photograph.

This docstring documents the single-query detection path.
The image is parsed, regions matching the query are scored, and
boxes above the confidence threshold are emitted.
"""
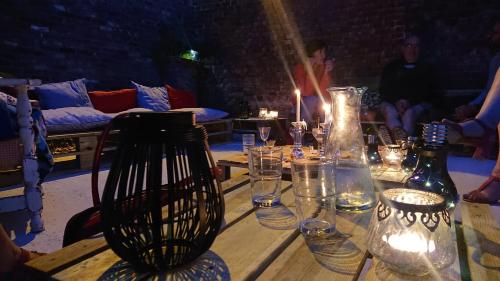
[312,127,326,156]
[258,126,271,146]
[248,146,283,208]
[242,134,255,154]
[291,158,336,237]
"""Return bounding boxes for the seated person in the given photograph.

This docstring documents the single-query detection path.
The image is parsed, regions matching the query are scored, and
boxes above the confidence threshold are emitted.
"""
[378,34,442,141]
[453,20,500,121]
[444,68,500,203]
[293,39,334,125]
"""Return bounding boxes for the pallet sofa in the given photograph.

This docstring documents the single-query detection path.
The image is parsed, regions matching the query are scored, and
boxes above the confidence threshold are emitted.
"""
[2,79,233,171]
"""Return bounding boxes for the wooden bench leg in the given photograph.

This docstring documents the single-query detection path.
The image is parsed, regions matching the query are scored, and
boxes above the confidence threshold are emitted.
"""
[78,136,98,169]
[218,165,231,181]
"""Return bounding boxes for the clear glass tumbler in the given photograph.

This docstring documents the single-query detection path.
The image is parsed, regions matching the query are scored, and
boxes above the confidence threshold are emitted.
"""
[248,146,283,208]
[291,158,336,237]
[242,133,255,154]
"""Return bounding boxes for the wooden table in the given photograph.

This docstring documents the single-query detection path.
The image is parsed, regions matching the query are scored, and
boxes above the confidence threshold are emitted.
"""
[216,146,409,190]
[23,174,499,280]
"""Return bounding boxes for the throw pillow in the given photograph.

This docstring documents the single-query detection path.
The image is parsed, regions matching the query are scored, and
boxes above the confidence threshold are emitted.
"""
[88,89,137,113]
[132,81,170,112]
[170,108,229,122]
[35,78,92,109]
[0,91,17,106]
[42,107,112,133]
[165,84,197,109]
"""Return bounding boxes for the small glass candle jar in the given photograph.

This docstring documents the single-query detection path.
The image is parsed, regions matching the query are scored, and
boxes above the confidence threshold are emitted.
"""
[367,189,456,277]
[383,144,403,170]
[268,110,278,119]
[259,108,268,118]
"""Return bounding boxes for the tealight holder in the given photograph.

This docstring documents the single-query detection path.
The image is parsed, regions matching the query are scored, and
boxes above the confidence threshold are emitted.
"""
[259,108,268,118]
[268,110,279,119]
[383,144,403,170]
[367,188,455,277]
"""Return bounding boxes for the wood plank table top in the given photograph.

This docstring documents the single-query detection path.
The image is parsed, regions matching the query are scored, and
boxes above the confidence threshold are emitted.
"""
[216,145,409,188]
[23,166,499,280]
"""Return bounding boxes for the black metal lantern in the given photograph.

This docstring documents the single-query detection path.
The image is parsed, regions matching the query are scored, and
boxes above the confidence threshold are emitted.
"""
[100,112,224,272]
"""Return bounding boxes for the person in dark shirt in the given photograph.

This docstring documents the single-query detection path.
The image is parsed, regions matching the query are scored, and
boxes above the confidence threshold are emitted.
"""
[378,34,441,139]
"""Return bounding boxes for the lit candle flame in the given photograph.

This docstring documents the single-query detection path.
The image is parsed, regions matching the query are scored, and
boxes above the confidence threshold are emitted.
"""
[382,232,436,253]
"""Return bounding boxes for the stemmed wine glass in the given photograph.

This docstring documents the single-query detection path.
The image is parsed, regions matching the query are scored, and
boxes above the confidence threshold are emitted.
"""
[312,126,326,156]
[258,126,271,146]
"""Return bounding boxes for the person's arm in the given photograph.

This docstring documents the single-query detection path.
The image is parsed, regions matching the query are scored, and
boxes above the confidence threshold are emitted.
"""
[319,59,334,98]
[471,56,500,106]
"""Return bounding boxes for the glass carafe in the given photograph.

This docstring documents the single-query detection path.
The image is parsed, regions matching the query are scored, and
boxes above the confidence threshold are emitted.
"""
[325,87,376,211]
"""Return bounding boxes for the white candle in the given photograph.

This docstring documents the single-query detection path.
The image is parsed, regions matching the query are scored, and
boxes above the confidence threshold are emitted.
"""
[295,89,301,123]
[322,103,331,123]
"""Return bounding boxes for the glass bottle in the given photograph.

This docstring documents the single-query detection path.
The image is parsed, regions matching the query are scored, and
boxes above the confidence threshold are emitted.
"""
[325,87,376,211]
[405,123,458,210]
[366,134,383,170]
[401,136,419,174]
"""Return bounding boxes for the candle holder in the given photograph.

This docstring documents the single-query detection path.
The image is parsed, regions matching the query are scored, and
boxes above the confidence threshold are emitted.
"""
[289,121,306,159]
[367,188,455,277]
[259,108,268,118]
[383,144,403,170]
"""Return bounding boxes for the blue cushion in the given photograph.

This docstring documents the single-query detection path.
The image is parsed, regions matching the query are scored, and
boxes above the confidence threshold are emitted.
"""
[170,108,229,122]
[35,78,92,109]
[132,81,171,112]
[42,107,112,133]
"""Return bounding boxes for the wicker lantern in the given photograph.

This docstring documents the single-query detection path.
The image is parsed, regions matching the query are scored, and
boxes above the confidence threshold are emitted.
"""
[100,112,224,272]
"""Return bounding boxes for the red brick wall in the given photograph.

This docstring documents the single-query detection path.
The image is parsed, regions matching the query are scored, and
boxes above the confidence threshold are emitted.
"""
[1,1,498,115]
[0,0,187,90]
[187,0,500,116]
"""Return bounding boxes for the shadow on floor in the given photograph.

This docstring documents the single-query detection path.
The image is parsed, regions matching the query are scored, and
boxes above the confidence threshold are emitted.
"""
[0,210,37,246]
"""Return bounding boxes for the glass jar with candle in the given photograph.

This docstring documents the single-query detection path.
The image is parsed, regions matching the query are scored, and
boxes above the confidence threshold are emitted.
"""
[258,108,268,119]
[383,144,403,170]
[367,188,456,277]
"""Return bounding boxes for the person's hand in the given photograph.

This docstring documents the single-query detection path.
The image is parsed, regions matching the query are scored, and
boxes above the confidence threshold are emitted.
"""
[324,59,334,72]
[454,104,478,121]
[395,99,410,116]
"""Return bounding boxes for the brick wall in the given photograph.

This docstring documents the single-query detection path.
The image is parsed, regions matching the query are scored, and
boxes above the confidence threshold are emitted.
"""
[0,0,188,90]
[1,0,499,116]
[187,0,500,116]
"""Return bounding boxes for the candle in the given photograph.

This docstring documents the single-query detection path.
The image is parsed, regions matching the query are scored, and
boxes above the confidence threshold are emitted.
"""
[295,89,301,122]
[322,103,331,123]
[269,110,278,118]
[382,232,436,253]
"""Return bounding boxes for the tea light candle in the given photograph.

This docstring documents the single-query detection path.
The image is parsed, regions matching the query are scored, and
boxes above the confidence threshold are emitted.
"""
[295,89,301,122]
[385,151,401,164]
[382,232,436,253]
[259,108,268,118]
[268,110,278,118]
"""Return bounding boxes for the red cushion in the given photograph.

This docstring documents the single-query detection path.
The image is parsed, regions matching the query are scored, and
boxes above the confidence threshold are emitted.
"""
[165,84,197,109]
[88,89,137,113]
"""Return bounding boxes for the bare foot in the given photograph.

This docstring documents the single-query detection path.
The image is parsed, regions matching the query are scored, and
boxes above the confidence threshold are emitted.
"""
[463,177,500,204]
